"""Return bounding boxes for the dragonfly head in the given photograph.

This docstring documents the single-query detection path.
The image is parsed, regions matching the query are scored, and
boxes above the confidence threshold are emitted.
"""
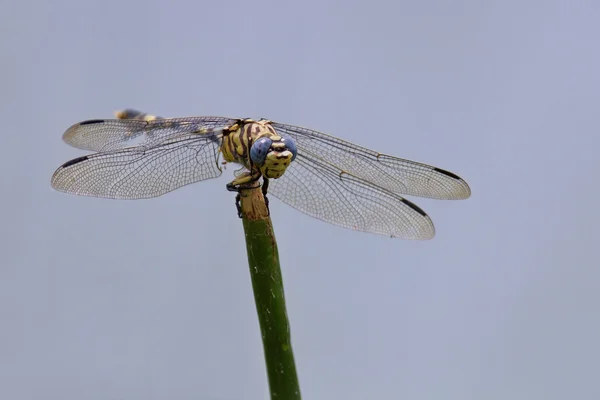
[250,135,297,179]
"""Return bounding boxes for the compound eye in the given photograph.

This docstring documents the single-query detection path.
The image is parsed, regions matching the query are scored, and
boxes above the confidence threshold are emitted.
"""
[281,137,298,161]
[250,137,273,165]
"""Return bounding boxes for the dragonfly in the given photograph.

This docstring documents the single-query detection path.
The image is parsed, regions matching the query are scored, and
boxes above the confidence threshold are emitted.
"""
[51,109,471,239]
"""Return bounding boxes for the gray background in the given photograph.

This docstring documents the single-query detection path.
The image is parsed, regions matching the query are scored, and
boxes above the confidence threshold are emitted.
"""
[2,0,599,399]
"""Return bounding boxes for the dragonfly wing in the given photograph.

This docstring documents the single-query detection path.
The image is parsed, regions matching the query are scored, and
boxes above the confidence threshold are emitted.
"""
[51,134,223,199]
[267,153,435,239]
[271,122,471,200]
[63,116,237,152]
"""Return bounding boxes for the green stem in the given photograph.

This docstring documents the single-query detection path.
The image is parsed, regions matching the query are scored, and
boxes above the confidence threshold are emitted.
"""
[239,187,301,400]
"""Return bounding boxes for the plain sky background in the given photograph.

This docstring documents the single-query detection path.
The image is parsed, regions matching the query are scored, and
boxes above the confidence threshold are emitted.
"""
[2,0,599,399]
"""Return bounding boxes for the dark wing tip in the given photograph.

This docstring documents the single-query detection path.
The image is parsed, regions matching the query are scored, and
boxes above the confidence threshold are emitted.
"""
[399,198,435,239]
[398,198,436,239]
[59,155,89,169]
[433,167,472,199]
[400,198,428,217]
[79,119,106,126]
[51,156,89,191]
[433,167,461,180]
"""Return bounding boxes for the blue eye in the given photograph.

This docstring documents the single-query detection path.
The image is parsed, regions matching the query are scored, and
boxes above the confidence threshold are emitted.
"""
[281,137,297,161]
[250,137,273,165]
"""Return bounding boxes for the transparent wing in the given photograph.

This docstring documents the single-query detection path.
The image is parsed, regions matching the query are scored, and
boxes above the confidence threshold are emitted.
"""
[267,153,435,239]
[62,116,237,152]
[51,134,223,199]
[271,122,471,200]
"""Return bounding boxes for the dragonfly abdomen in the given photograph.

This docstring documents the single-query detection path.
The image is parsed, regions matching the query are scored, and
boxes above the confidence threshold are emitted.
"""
[115,109,162,122]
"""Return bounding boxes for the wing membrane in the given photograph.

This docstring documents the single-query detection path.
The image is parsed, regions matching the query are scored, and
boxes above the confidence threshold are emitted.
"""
[271,122,471,200]
[51,135,222,199]
[267,153,435,239]
[62,116,236,152]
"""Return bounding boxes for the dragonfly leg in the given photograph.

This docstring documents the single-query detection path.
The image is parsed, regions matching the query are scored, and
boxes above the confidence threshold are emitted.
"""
[235,193,242,218]
[226,182,241,193]
[227,171,262,218]
[225,171,262,192]
[262,178,270,216]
